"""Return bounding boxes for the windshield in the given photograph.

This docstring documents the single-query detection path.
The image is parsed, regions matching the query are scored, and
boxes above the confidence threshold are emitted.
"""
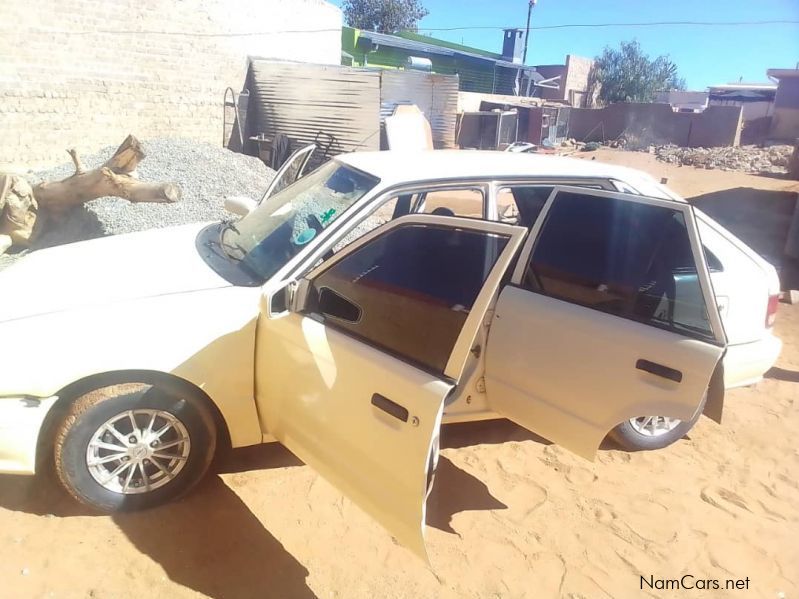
[221,161,378,281]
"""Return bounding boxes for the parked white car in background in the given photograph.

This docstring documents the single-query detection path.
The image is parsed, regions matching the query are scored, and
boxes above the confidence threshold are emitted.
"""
[0,150,781,558]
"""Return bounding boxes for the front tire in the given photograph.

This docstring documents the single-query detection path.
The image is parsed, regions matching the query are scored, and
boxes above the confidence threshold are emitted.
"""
[54,382,216,512]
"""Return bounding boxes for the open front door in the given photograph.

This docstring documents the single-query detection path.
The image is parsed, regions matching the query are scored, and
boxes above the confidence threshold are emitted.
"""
[258,144,315,205]
[485,186,727,460]
[255,215,526,559]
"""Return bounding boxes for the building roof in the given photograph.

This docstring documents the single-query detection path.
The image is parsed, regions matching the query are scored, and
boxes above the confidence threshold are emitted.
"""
[337,150,674,199]
[356,30,534,71]
[708,83,777,91]
[767,68,799,80]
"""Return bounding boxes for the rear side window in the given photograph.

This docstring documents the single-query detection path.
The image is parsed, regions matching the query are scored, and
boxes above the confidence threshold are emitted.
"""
[307,224,509,374]
[521,191,714,341]
[705,247,723,272]
[416,188,485,219]
[496,184,607,229]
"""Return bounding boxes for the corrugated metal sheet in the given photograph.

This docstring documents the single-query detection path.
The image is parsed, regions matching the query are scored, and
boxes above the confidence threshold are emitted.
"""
[380,71,459,149]
[248,60,381,164]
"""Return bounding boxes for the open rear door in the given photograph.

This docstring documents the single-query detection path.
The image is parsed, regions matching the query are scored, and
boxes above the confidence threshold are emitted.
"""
[485,186,726,459]
[255,215,526,558]
[258,143,315,205]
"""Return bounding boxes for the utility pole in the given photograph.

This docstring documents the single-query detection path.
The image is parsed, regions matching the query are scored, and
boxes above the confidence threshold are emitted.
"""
[522,0,537,64]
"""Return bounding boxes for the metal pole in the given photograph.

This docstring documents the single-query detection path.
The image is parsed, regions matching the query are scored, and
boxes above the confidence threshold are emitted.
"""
[523,0,536,64]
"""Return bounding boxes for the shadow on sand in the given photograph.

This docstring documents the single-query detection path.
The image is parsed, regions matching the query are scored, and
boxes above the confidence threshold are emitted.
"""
[0,422,542,595]
[0,443,314,599]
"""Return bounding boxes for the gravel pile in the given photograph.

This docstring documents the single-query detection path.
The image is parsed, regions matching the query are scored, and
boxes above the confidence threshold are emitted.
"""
[652,144,793,174]
[1,138,274,270]
[2,138,275,270]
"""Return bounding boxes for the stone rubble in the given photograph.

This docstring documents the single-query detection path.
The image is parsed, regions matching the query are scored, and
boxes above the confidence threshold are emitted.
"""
[649,144,793,174]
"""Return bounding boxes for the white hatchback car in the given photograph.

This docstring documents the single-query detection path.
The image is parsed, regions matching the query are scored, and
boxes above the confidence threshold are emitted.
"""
[0,150,781,558]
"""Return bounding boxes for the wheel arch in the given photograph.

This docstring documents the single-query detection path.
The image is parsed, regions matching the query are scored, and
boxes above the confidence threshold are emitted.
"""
[605,359,724,445]
[37,370,232,470]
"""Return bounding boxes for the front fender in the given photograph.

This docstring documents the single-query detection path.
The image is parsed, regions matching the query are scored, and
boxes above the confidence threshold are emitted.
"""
[0,287,264,448]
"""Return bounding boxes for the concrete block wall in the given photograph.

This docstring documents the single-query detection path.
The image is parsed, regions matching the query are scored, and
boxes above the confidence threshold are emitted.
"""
[0,0,341,168]
[770,77,799,142]
[568,102,742,147]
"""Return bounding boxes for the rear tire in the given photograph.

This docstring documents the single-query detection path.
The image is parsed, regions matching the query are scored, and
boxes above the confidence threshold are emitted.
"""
[54,382,216,512]
[610,392,707,451]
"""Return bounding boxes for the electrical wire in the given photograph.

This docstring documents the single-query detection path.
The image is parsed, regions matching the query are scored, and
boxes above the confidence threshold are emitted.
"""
[10,19,799,37]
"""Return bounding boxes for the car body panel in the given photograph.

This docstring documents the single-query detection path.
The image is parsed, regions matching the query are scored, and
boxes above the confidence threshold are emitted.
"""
[485,287,724,459]
[0,223,225,324]
[484,187,726,459]
[256,313,449,560]
[254,215,526,560]
[723,333,783,388]
[0,396,58,474]
[0,286,264,461]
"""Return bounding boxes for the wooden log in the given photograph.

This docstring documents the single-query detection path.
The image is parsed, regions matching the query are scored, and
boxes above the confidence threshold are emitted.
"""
[33,167,180,216]
[102,134,145,174]
[0,174,38,251]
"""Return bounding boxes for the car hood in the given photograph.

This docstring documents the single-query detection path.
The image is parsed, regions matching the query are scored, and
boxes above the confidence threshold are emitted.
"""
[0,222,232,323]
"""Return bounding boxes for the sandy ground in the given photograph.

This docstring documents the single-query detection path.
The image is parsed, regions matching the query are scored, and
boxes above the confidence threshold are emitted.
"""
[1,152,798,599]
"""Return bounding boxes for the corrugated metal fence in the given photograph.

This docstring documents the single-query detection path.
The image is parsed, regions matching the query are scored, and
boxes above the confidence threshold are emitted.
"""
[246,60,459,160]
[248,60,382,160]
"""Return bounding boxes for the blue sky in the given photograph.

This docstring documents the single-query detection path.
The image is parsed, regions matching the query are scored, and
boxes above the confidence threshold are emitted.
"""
[331,0,799,89]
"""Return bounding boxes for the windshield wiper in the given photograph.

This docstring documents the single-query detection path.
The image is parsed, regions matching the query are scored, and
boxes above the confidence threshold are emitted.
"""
[217,218,246,259]
[220,217,240,236]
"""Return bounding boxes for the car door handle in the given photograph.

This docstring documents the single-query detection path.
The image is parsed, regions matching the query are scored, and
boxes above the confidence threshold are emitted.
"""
[636,359,683,383]
[371,394,409,422]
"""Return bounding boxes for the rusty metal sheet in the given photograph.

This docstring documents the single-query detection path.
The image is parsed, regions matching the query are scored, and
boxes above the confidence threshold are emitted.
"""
[248,60,382,163]
[380,71,459,149]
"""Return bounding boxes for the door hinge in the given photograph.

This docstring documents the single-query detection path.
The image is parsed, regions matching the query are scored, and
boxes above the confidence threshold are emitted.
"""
[470,344,482,358]
[476,377,486,393]
[483,309,495,327]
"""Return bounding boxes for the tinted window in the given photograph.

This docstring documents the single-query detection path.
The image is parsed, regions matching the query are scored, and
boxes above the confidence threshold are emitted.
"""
[499,186,554,228]
[522,191,714,340]
[308,225,509,373]
[705,247,723,272]
[497,184,606,229]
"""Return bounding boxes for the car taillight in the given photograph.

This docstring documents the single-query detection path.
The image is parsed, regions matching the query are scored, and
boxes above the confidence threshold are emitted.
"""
[766,294,779,328]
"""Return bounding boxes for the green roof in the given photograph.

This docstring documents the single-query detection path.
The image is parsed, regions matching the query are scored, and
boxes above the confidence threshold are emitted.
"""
[394,31,503,60]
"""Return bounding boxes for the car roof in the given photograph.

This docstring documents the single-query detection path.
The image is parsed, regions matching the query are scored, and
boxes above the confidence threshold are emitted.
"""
[336,150,674,198]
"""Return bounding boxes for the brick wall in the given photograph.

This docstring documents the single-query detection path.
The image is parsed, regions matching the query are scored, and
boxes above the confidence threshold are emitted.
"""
[0,0,341,168]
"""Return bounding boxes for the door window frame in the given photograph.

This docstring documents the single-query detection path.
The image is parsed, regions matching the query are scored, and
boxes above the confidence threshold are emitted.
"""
[301,214,528,380]
[509,185,727,346]
[487,178,616,228]
[258,143,316,205]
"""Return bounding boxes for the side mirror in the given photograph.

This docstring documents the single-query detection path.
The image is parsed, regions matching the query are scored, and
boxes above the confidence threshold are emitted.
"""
[266,279,309,318]
[224,196,258,217]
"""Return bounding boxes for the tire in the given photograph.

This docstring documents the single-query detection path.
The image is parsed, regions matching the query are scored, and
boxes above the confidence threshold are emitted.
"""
[54,382,216,512]
[609,392,707,452]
